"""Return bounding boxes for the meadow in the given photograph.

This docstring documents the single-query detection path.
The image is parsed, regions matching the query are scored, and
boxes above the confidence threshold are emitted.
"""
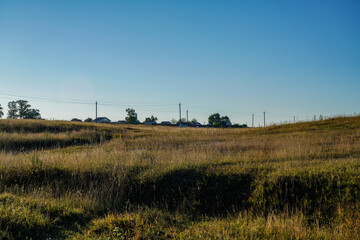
[0,117,359,239]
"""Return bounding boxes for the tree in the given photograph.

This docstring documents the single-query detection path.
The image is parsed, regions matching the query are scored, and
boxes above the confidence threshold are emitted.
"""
[208,113,231,127]
[191,118,198,123]
[7,101,18,119]
[208,113,221,127]
[7,100,41,119]
[233,123,247,128]
[125,108,139,124]
[220,116,231,127]
[0,104,3,118]
[25,109,41,119]
[17,100,31,119]
[177,118,187,125]
[170,118,178,124]
[84,117,93,122]
[144,115,158,123]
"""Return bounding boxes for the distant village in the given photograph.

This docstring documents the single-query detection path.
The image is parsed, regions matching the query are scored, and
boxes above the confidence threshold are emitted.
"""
[72,116,248,128]
[71,108,248,128]
[0,100,247,128]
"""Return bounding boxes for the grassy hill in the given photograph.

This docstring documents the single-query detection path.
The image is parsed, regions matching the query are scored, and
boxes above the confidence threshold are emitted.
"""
[0,117,359,239]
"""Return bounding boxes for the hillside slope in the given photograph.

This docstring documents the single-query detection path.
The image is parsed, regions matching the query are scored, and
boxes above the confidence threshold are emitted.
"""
[0,117,359,239]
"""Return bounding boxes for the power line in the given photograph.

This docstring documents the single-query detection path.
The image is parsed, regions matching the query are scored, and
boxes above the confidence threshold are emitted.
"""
[97,104,178,113]
[0,91,93,105]
[98,101,176,107]
[97,102,177,107]
[182,102,253,115]
[0,90,92,102]
[0,90,295,125]
[0,91,179,108]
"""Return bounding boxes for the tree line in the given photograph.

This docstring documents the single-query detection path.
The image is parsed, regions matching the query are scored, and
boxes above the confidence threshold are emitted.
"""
[73,108,246,127]
[121,109,235,127]
[118,108,245,127]
[0,101,246,127]
[0,100,41,119]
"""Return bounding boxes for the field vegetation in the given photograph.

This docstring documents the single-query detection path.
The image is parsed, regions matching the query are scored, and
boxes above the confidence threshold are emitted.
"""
[0,117,359,239]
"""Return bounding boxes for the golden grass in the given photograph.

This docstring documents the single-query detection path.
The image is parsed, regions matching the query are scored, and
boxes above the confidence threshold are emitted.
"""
[0,117,360,239]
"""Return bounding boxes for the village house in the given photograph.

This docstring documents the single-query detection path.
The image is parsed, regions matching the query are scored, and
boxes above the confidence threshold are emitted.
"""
[93,117,111,123]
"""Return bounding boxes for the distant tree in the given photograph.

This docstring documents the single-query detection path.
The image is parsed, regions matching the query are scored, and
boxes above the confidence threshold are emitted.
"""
[25,109,41,119]
[0,104,3,118]
[17,100,31,119]
[144,115,158,123]
[191,118,198,123]
[208,113,231,127]
[177,118,187,125]
[170,118,178,124]
[71,118,82,122]
[7,100,41,119]
[84,117,93,122]
[125,108,139,124]
[208,113,221,127]
[7,101,18,119]
[220,116,231,127]
[150,115,158,123]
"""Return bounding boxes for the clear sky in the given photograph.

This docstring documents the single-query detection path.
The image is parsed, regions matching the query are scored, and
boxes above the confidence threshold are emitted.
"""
[0,0,359,125]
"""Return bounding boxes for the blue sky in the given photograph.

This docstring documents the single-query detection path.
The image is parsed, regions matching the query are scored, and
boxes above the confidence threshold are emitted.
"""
[0,0,359,125]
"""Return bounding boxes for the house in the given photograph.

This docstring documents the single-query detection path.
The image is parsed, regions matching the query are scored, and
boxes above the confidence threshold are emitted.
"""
[189,122,202,127]
[144,121,157,125]
[71,118,82,122]
[224,120,232,127]
[93,117,111,123]
[117,120,127,124]
[160,121,172,126]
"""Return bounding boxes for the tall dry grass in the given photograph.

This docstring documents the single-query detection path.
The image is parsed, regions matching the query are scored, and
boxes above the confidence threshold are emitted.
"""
[0,117,360,239]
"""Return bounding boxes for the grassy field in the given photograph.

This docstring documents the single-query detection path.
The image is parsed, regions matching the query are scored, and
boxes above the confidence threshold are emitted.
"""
[0,117,360,239]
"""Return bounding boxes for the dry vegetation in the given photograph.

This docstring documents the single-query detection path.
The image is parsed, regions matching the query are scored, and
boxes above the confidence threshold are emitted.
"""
[0,117,360,239]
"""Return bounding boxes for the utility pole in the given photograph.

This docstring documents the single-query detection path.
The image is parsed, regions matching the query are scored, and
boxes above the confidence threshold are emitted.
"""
[263,111,266,127]
[95,101,98,119]
[252,114,254,128]
[179,103,182,124]
[186,110,188,122]
[294,116,296,123]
